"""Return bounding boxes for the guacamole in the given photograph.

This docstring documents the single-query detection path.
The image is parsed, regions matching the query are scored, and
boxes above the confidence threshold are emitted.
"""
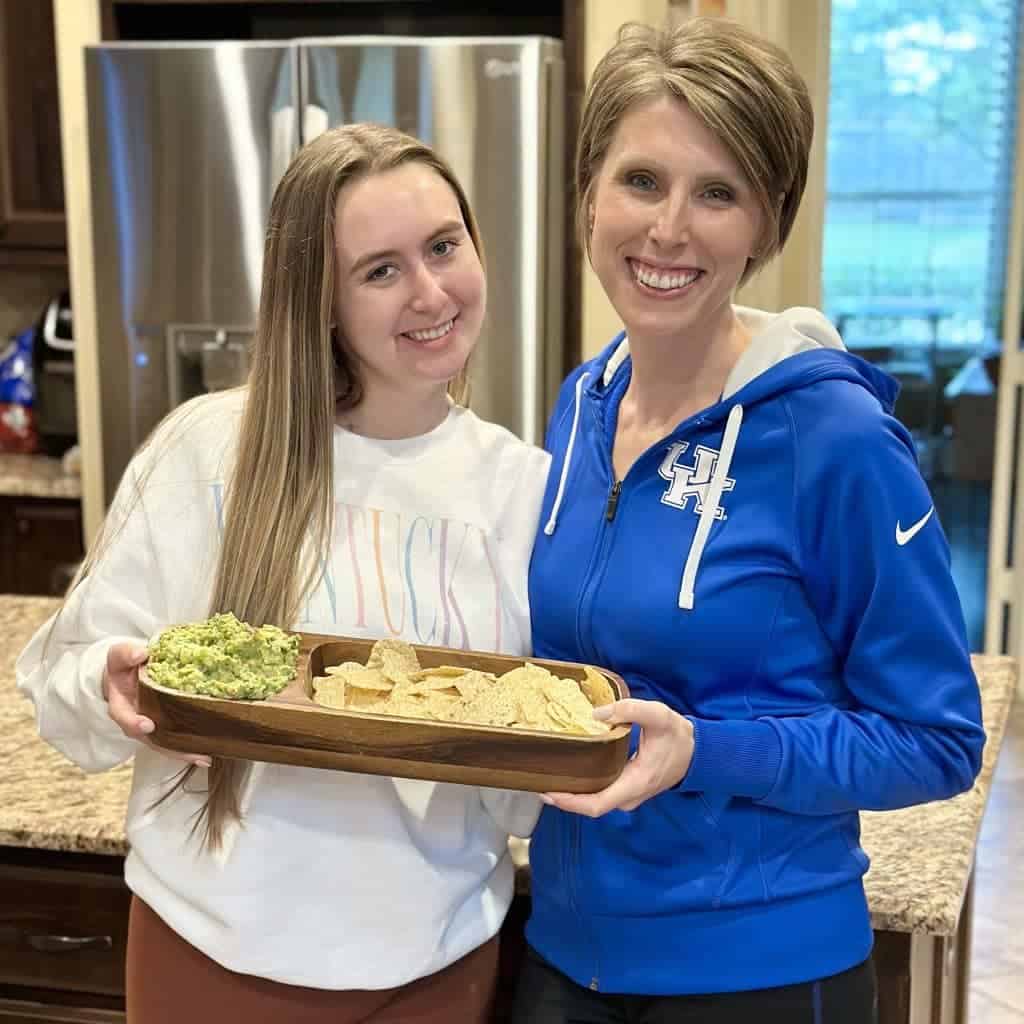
[147,612,299,700]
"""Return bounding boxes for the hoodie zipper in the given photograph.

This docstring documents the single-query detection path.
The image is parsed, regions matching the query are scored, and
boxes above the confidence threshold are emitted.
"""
[581,412,709,643]
[575,401,622,666]
[560,403,627,993]
[605,481,622,522]
[566,409,718,991]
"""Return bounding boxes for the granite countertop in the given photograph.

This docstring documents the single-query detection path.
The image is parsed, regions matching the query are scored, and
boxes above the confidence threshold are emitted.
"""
[0,596,1016,936]
[0,597,130,855]
[860,655,1016,934]
[0,453,81,499]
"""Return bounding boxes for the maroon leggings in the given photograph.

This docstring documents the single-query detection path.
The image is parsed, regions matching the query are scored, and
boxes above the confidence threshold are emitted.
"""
[126,896,499,1024]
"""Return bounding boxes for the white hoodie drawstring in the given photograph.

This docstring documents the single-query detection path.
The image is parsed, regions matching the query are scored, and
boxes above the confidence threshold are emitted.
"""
[678,404,744,610]
[543,372,590,536]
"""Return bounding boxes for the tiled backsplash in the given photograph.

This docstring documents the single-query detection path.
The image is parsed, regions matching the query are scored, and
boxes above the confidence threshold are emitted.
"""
[0,268,69,344]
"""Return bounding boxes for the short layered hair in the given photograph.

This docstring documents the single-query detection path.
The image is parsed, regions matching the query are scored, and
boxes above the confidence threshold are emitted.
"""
[577,17,814,285]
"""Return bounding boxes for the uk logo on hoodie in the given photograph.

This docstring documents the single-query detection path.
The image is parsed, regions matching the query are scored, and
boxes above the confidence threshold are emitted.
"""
[658,441,735,518]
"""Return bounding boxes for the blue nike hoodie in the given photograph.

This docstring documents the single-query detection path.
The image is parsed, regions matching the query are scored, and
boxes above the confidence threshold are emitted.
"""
[526,305,985,995]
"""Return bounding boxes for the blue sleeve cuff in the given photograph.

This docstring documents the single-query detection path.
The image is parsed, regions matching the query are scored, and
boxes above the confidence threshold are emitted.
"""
[679,717,783,800]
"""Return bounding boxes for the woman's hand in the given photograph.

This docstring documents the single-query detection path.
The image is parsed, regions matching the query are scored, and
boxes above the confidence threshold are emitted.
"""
[103,643,212,768]
[542,698,694,817]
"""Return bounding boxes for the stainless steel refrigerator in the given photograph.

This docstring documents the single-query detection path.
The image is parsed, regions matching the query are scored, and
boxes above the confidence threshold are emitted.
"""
[84,37,564,505]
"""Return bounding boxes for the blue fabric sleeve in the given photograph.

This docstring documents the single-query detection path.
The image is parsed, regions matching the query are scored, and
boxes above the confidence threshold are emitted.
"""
[769,395,983,813]
[682,717,782,801]
[681,388,985,814]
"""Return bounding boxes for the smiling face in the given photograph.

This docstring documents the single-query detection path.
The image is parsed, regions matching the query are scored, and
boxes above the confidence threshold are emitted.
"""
[333,162,485,406]
[587,94,764,347]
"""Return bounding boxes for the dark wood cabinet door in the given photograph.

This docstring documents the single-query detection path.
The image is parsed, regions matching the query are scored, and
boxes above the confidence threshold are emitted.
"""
[5,498,83,596]
[0,0,66,265]
[0,849,127,1023]
[0,866,129,997]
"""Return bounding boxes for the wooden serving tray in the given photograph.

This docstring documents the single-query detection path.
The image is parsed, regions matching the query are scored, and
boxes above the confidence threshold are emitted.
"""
[137,633,631,793]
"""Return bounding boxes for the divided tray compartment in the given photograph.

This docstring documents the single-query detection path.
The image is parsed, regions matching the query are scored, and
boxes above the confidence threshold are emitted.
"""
[137,632,631,793]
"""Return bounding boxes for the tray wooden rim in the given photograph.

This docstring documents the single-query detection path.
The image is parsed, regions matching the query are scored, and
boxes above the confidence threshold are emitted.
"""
[139,667,630,744]
[138,633,632,747]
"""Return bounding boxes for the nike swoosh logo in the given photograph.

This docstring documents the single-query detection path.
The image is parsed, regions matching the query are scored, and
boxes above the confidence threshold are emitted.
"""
[896,507,934,546]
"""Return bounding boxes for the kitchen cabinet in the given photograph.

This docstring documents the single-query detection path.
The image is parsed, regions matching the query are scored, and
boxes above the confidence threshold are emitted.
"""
[872,875,975,1024]
[0,497,84,596]
[0,847,127,1022]
[0,0,66,267]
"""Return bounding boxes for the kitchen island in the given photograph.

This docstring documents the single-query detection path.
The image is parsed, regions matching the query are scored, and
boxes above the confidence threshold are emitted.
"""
[0,595,1016,1023]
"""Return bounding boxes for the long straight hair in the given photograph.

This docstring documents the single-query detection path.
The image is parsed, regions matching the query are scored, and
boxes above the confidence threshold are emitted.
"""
[194,124,483,847]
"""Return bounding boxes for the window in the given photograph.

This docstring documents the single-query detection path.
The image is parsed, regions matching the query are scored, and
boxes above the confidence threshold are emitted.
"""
[824,0,1021,652]
[824,0,1021,351]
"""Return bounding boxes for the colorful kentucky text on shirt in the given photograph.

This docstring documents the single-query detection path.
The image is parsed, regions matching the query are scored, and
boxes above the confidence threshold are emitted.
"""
[211,484,508,651]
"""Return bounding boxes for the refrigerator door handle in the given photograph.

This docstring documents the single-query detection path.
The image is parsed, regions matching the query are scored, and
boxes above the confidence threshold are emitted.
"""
[271,105,297,189]
[303,104,330,144]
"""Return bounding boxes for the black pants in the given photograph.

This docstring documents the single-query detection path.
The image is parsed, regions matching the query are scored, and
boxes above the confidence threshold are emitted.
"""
[509,945,878,1024]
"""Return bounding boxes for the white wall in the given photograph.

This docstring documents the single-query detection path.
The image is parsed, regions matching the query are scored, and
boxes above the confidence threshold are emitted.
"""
[985,32,1024,680]
[53,0,104,544]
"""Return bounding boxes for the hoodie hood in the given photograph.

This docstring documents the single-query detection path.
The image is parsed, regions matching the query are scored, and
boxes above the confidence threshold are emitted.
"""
[595,305,898,414]
[544,306,901,609]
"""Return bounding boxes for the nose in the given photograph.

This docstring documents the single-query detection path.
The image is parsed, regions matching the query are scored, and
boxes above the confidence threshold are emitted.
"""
[409,263,448,316]
[649,192,691,248]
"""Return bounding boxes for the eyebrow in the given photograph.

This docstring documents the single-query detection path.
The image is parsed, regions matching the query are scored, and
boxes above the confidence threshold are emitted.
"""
[348,219,466,276]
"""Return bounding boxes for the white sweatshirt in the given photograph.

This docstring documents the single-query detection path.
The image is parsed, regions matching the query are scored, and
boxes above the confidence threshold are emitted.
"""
[17,390,551,990]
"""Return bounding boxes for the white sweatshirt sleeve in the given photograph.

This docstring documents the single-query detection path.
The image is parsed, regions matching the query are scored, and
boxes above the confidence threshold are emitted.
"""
[18,395,233,773]
[15,455,171,772]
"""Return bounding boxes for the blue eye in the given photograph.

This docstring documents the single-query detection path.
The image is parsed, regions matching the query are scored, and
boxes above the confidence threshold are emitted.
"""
[627,172,657,191]
[432,238,459,257]
[366,264,396,282]
[704,186,734,203]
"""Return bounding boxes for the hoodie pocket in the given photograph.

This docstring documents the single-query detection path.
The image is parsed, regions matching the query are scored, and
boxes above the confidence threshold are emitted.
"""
[527,807,574,912]
[580,790,736,916]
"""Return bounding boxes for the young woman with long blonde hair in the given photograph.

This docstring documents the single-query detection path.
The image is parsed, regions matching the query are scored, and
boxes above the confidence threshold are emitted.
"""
[18,123,549,1024]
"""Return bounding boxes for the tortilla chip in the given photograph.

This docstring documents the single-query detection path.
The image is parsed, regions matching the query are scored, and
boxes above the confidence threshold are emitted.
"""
[465,694,519,727]
[452,670,496,700]
[404,674,466,695]
[311,675,346,710]
[330,664,394,691]
[310,641,616,737]
[409,665,469,681]
[367,639,421,684]
[347,687,386,710]
[580,666,616,708]
[420,690,461,718]
[545,700,588,735]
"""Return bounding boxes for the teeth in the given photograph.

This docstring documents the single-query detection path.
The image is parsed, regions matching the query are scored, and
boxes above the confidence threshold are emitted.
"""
[633,264,699,291]
[405,318,454,342]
